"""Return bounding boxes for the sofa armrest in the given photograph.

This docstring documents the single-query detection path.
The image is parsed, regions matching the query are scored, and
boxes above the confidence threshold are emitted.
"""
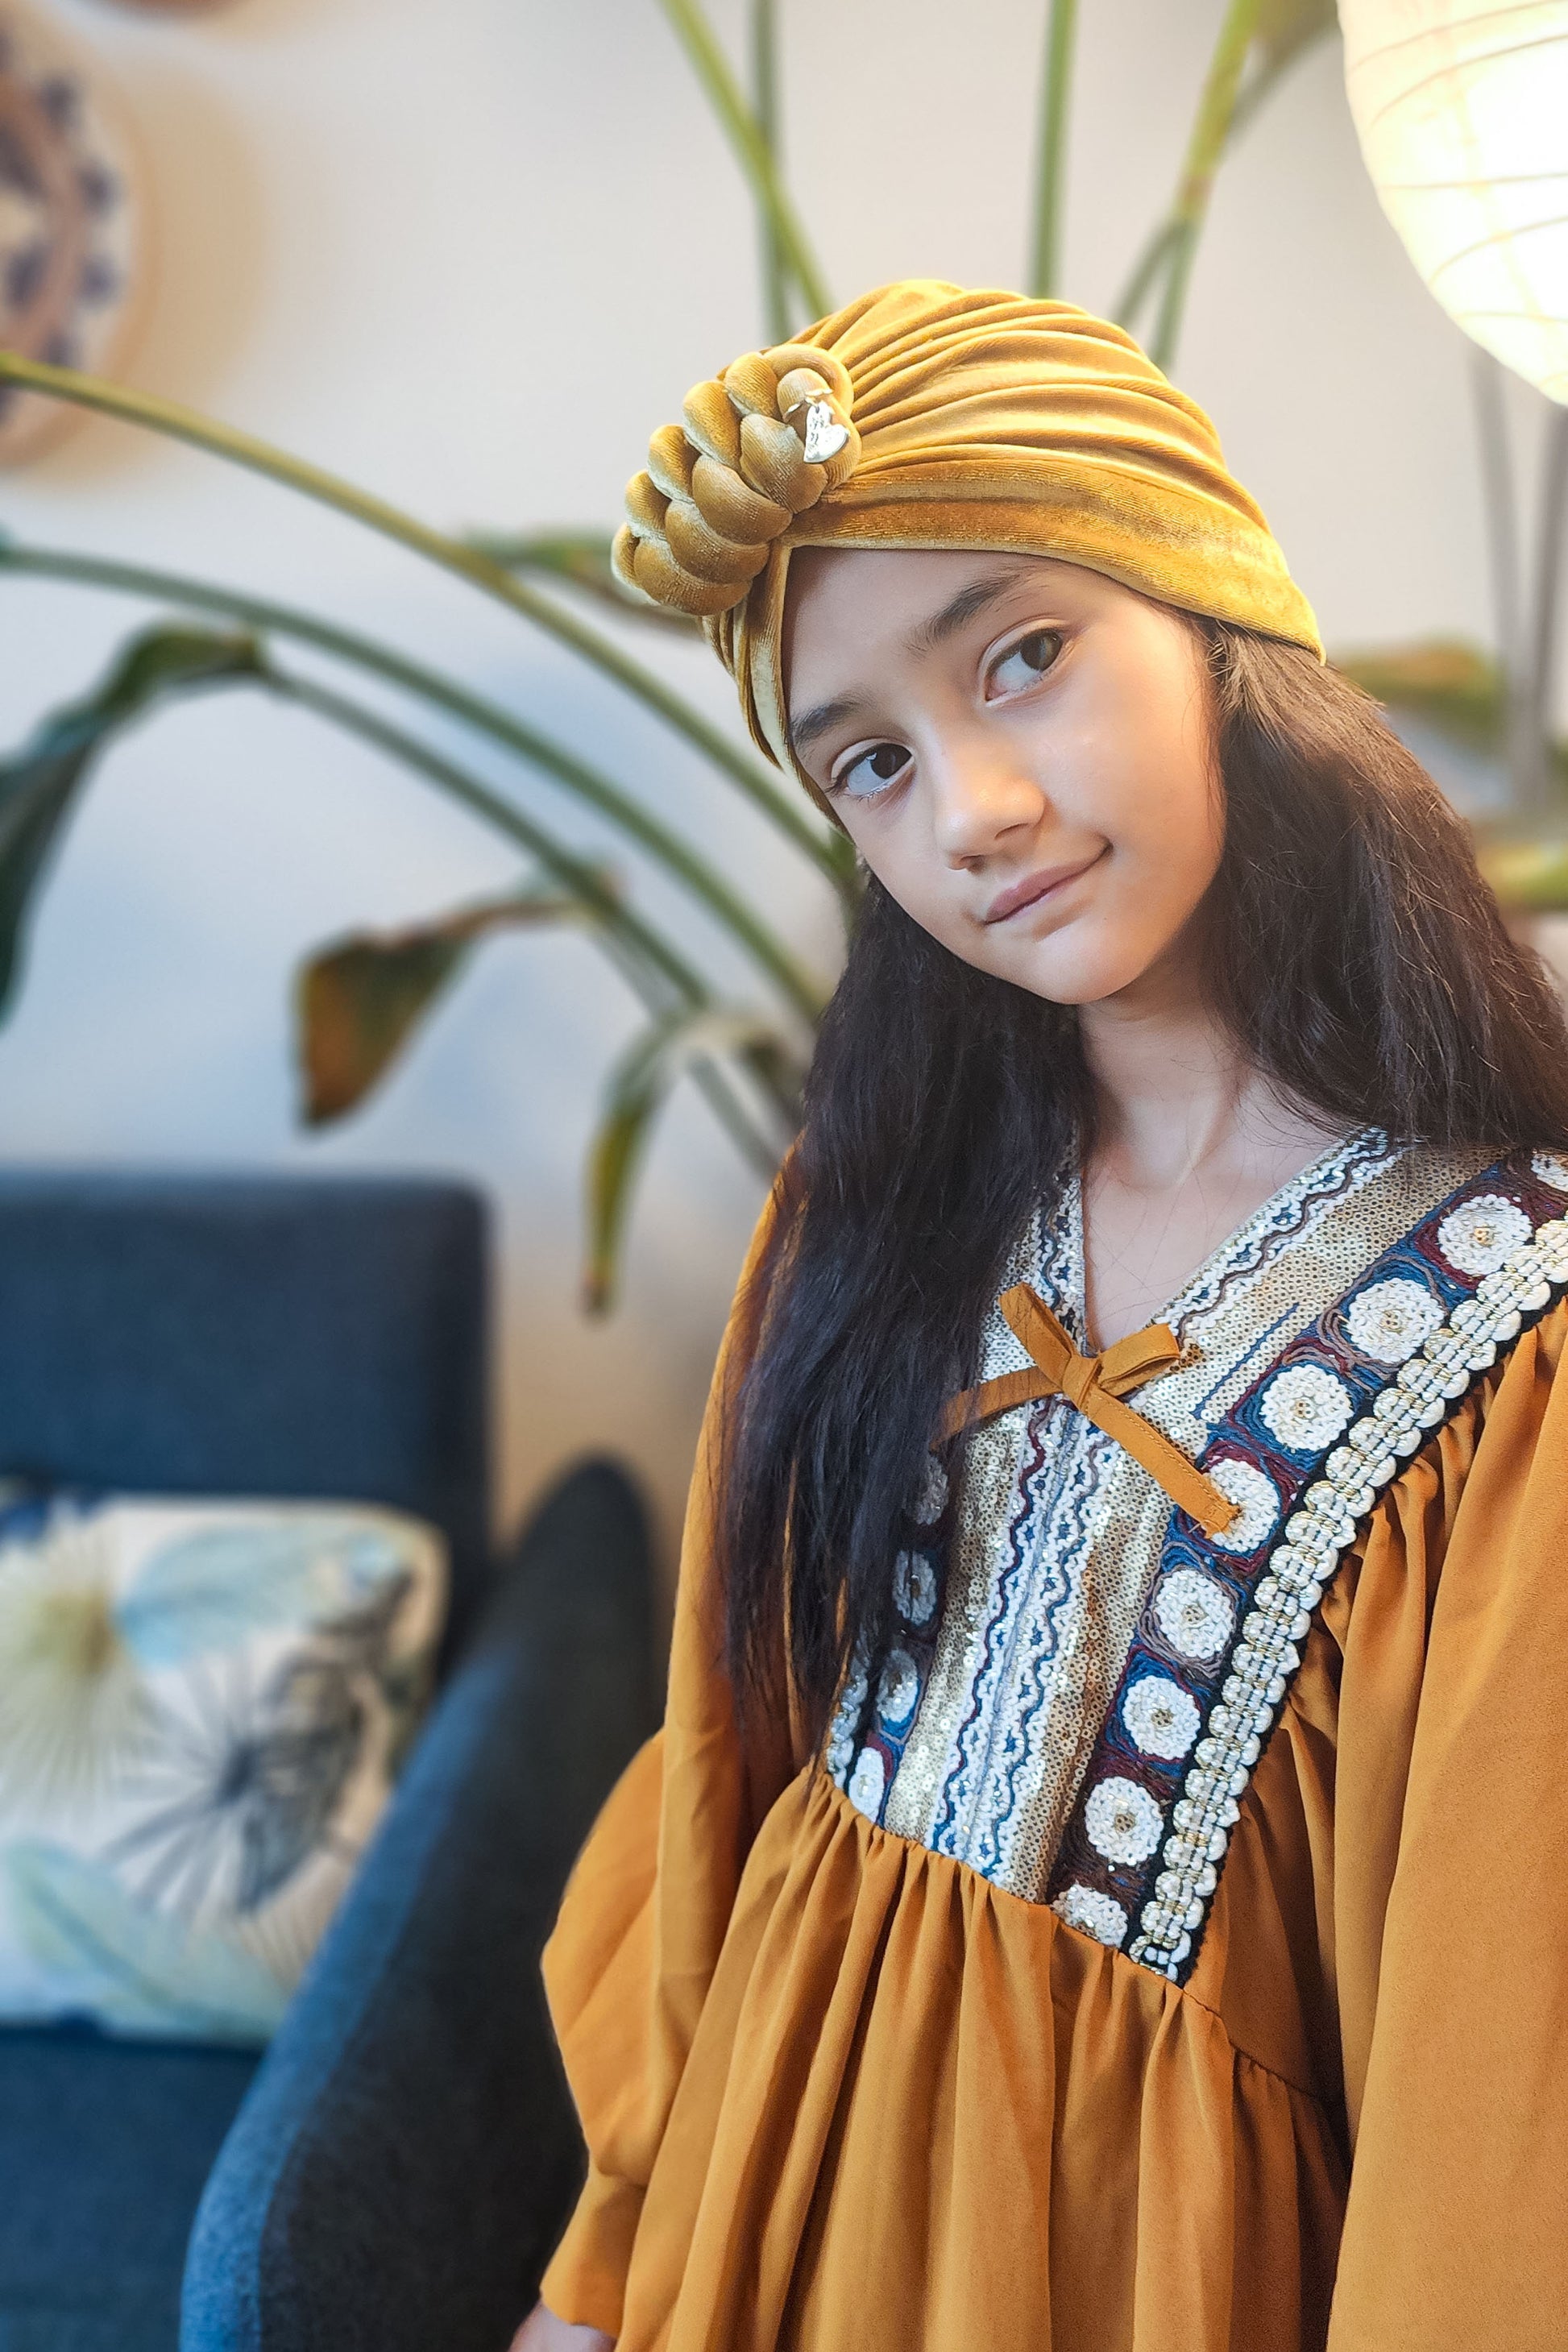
[180,1457,659,2352]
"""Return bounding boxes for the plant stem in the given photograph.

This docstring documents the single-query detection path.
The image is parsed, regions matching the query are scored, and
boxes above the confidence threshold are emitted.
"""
[751,0,792,343]
[1028,0,1078,299]
[1526,400,1568,812]
[657,0,832,323]
[1114,17,1333,338]
[265,670,786,1166]
[1150,235,1200,376]
[0,540,836,1016]
[1469,343,1534,807]
[271,672,705,1005]
[1149,0,1262,372]
[1112,218,1183,336]
[0,349,830,869]
[691,1060,792,1179]
[1225,19,1336,147]
[1470,346,1522,666]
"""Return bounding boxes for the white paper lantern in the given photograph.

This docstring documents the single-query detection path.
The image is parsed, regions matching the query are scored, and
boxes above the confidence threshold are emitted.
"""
[1339,0,1568,404]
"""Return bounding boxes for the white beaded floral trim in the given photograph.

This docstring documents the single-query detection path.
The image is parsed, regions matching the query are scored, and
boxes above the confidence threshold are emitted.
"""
[1152,1566,1235,1661]
[1206,1455,1281,1553]
[1437,1193,1532,1278]
[1124,1209,1568,1978]
[847,1747,886,1819]
[893,1549,938,1624]
[1085,1775,1165,1865]
[1052,1883,1129,1945]
[1259,1362,1354,1454]
[1346,1276,1443,1364]
[877,1649,920,1728]
[824,1645,869,1782]
[1122,1674,1201,1761]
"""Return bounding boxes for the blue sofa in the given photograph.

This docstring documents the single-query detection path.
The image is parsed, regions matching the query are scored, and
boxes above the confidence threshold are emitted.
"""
[0,1172,659,2352]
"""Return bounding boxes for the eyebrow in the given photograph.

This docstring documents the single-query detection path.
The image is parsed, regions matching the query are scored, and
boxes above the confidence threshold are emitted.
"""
[786,562,1039,758]
[789,691,868,756]
[902,562,1035,658]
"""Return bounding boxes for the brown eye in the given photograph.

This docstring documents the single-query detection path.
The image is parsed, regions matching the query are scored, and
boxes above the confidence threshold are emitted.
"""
[989,628,1063,697]
[838,740,912,800]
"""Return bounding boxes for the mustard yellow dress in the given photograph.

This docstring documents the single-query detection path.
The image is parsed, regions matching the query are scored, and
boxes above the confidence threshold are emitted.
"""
[539,1131,1568,2351]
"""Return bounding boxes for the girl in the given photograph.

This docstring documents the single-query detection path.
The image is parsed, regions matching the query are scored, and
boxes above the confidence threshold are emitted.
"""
[516,280,1568,2351]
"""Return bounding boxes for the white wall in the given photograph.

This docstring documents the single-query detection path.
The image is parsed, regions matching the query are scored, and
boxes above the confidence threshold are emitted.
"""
[1,0,1562,1576]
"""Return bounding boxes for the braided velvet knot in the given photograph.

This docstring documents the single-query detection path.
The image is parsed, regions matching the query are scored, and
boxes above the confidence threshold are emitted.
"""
[612,341,862,619]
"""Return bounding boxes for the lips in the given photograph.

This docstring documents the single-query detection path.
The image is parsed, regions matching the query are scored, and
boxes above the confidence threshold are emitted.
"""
[982,851,1102,926]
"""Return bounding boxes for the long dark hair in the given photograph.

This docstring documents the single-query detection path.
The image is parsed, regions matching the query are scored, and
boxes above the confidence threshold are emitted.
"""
[718,616,1568,1747]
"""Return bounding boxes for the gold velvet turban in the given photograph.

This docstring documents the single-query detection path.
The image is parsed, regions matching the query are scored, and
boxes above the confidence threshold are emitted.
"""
[612,279,1322,814]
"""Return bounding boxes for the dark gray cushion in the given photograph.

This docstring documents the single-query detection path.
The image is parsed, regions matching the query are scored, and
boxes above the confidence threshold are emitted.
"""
[0,1172,491,1645]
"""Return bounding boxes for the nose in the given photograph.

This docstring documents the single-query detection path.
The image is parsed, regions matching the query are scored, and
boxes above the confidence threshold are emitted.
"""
[924,730,1047,865]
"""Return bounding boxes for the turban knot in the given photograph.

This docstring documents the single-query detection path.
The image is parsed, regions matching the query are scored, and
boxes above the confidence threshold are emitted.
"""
[612,343,863,619]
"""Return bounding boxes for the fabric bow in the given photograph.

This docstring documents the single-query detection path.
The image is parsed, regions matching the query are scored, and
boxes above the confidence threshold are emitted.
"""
[938,1283,1238,1540]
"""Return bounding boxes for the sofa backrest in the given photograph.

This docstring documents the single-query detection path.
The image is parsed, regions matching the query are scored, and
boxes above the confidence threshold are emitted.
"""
[0,1171,492,1645]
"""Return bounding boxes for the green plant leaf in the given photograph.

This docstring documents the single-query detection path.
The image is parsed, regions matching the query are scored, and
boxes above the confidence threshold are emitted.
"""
[1331,638,1505,754]
[751,0,793,342]
[1,540,857,963]
[1331,638,1568,793]
[463,530,700,633]
[297,880,616,1124]
[586,1006,803,1314]
[1476,832,1568,911]
[0,625,263,1018]
[0,355,806,844]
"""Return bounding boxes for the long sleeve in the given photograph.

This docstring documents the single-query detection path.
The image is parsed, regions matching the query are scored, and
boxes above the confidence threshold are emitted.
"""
[1323,1299,1568,2350]
[539,1176,803,2337]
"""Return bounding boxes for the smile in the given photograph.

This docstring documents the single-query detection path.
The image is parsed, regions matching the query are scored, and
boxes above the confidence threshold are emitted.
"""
[982,849,1105,926]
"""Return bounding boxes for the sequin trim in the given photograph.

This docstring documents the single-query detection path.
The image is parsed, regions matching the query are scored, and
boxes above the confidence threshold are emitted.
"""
[926,1131,1384,1868]
[1047,1157,1568,1983]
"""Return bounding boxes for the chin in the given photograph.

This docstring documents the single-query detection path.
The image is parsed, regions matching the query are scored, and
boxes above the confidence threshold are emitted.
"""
[994,935,1160,1007]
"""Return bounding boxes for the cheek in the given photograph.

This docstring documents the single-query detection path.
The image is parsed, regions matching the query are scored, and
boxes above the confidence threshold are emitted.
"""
[1128,775,1224,904]
[850,827,949,936]
[1084,691,1222,897]
[1014,705,1222,999]
[844,824,995,981]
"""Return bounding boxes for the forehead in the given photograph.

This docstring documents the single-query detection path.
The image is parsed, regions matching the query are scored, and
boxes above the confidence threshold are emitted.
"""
[781,548,1127,709]
[788,545,1067,622]
[784,547,1128,657]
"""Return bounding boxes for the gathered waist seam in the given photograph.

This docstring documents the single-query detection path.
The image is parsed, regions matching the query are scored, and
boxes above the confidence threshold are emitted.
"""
[798,1762,1330,2109]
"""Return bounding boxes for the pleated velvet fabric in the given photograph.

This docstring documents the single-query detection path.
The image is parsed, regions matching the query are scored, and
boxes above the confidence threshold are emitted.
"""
[629,280,1323,808]
[538,1186,1568,2351]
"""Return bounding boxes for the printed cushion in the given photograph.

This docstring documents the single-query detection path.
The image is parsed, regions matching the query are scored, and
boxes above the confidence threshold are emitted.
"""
[0,1491,447,2045]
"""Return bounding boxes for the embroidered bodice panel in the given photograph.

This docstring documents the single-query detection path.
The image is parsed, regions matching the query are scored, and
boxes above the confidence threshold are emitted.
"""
[823,1135,1568,1978]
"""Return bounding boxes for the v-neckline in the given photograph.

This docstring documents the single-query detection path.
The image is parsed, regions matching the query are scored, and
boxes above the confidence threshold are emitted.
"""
[1060,1124,1388,1357]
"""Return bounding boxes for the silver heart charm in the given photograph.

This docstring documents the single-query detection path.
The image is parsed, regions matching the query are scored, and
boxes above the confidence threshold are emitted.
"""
[800,398,850,465]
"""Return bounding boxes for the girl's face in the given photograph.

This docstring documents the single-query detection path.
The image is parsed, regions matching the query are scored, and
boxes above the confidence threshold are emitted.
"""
[782,548,1224,1006]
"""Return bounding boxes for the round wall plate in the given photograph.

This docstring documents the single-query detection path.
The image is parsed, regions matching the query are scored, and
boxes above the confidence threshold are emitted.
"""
[0,2,148,467]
